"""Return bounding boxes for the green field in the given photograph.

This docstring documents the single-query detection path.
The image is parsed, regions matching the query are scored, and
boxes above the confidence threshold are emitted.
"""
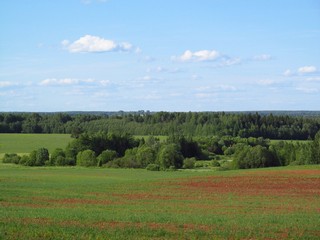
[269,139,311,145]
[0,134,72,157]
[1,164,319,239]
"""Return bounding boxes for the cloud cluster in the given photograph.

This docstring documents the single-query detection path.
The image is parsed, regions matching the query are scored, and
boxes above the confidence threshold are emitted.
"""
[298,66,317,74]
[39,78,109,87]
[62,35,133,53]
[194,84,237,99]
[280,65,319,94]
[218,57,242,67]
[283,65,317,76]
[174,50,220,62]
[296,87,318,93]
[0,81,15,88]
[257,79,276,86]
[40,78,80,86]
[252,54,272,61]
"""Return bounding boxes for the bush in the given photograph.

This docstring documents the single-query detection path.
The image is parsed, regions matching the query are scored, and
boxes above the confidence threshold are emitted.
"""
[19,155,30,165]
[76,149,97,167]
[55,156,68,166]
[2,153,21,164]
[146,164,160,171]
[211,160,221,167]
[167,166,177,171]
[194,161,210,168]
[50,148,66,166]
[35,148,49,166]
[26,150,37,166]
[234,145,279,169]
[183,157,196,169]
[157,143,183,170]
[218,160,234,171]
[97,150,118,166]
[136,146,156,167]
[105,159,121,168]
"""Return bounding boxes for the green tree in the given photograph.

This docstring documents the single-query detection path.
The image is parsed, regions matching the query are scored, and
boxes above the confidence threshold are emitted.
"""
[121,148,140,168]
[19,155,30,165]
[2,153,21,164]
[26,150,37,166]
[311,131,320,164]
[50,148,66,166]
[234,145,278,169]
[97,149,118,166]
[136,146,156,167]
[65,138,87,162]
[157,143,184,170]
[146,163,160,171]
[35,148,49,166]
[76,149,97,167]
[183,157,196,169]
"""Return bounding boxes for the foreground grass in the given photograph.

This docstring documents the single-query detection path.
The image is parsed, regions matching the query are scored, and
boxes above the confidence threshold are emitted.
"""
[0,164,319,239]
[0,134,72,157]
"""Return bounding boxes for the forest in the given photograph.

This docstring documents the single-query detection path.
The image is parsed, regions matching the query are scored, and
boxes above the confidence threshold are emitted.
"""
[1,111,320,170]
[1,111,320,139]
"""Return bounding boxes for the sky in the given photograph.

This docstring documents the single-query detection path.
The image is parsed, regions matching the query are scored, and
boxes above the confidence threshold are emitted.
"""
[1,0,320,112]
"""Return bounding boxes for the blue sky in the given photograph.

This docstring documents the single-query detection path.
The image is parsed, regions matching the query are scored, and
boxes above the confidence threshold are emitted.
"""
[1,0,319,112]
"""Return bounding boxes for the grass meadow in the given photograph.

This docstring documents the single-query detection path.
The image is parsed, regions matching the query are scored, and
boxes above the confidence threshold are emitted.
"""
[1,164,319,239]
[0,134,72,158]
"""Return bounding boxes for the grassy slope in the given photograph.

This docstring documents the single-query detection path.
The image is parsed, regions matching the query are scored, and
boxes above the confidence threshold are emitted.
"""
[0,134,72,156]
[0,164,319,239]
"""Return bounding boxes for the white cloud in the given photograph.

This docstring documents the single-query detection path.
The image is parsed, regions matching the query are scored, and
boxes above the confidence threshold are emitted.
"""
[174,49,220,62]
[296,87,318,93]
[141,56,155,62]
[253,54,272,61]
[191,74,202,80]
[219,85,237,91]
[118,42,132,51]
[135,47,142,54]
[82,78,95,83]
[61,40,69,46]
[195,86,211,91]
[195,93,209,98]
[298,66,317,74]
[99,80,110,86]
[39,78,79,86]
[147,66,181,73]
[0,81,16,88]
[141,76,152,81]
[258,79,276,86]
[135,91,161,100]
[195,85,236,95]
[283,69,292,77]
[63,35,133,53]
[306,77,320,81]
[39,78,99,86]
[218,57,242,67]
[137,75,161,82]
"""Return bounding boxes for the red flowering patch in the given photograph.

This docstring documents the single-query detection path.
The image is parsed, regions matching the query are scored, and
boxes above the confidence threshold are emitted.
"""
[112,193,174,200]
[47,198,113,205]
[176,170,320,197]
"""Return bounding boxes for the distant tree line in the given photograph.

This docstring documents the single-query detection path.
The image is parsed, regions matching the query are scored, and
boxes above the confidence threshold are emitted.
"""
[1,112,320,140]
[3,131,320,170]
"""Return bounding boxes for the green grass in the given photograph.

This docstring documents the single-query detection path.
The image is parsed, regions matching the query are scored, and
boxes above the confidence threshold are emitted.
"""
[1,164,319,239]
[270,139,311,145]
[0,134,72,156]
[134,135,168,142]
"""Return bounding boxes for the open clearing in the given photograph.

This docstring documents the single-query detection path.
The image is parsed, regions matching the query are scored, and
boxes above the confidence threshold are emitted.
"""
[0,164,319,239]
[0,134,72,157]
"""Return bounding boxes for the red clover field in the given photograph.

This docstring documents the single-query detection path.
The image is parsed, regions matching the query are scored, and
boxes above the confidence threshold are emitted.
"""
[1,164,319,239]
